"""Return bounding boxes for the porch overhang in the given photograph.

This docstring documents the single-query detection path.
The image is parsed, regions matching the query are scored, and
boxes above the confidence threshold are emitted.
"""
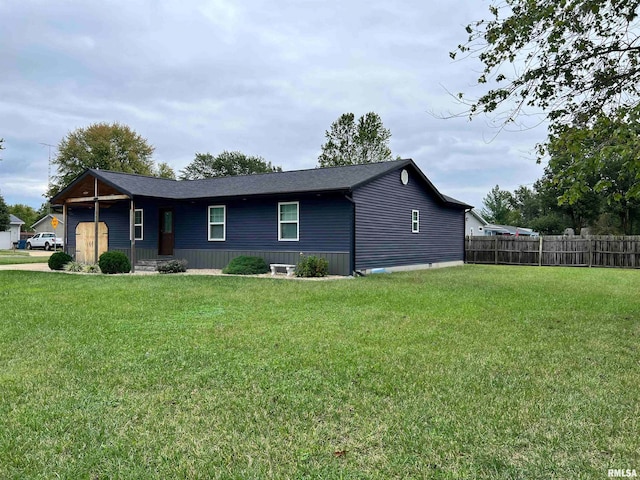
[51,171,137,272]
[51,170,133,206]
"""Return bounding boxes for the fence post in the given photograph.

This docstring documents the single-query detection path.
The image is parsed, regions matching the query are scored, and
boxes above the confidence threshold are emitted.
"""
[588,236,593,268]
[538,236,543,267]
[494,236,498,265]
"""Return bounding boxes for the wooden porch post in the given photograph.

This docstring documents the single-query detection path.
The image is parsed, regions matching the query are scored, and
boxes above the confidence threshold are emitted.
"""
[94,177,99,264]
[62,203,68,255]
[130,199,136,273]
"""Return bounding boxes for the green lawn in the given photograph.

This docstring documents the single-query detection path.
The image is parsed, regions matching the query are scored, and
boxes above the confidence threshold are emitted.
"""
[0,266,638,479]
[0,251,49,266]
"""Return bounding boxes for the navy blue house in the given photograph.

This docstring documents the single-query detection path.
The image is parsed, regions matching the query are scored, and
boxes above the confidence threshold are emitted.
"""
[51,159,471,275]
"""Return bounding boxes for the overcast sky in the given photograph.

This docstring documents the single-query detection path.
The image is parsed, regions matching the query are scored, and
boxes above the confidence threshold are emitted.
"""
[0,0,547,211]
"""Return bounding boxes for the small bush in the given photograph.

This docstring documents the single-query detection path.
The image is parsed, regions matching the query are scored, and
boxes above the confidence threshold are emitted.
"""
[222,256,269,275]
[98,251,131,274]
[64,262,101,273]
[48,251,73,271]
[296,255,329,277]
[64,261,85,272]
[157,259,188,274]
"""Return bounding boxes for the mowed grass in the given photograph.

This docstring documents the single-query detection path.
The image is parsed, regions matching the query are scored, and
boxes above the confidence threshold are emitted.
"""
[0,266,638,479]
[0,251,49,265]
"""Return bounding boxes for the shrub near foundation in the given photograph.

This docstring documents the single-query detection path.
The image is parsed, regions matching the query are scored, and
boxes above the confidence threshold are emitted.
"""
[157,259,188,274]
[48,252,73,271]
[222,256,269,275]
[296,255,329,277]
[98,251,131,274]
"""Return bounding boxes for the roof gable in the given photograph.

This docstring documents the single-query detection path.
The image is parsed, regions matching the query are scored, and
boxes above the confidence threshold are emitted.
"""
[467,209,487,224]
[31,213,64,229]
[350,161,472,209]
[9,214,24,225]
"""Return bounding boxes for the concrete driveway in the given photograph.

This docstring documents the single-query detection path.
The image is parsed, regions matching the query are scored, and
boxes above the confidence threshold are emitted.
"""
[0,263,52,272]
[0,251,53,272]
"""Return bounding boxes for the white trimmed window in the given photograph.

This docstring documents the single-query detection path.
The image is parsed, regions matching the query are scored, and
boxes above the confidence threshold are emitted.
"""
[278,201,299,241]
[412,209,420,233]
[134,209,144,240]
[208,205,226,241]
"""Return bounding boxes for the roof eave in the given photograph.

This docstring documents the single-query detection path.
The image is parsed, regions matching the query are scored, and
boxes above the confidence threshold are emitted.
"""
[176,186,353,202]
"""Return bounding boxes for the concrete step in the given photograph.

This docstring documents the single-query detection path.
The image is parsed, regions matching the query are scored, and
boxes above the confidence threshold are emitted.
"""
[135,257,174,272]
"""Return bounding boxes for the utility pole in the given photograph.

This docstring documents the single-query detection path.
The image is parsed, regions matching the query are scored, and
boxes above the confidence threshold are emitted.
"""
[40,142,56,214]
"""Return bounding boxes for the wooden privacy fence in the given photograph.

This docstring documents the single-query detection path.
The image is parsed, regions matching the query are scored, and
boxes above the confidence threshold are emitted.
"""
[465,235,640,268]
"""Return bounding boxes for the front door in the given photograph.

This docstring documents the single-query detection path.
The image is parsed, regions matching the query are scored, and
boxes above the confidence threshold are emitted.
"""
[158,208,174,256]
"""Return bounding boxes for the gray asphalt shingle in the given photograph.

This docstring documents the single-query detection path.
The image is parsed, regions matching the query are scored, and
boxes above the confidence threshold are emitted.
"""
[64,159,470,208]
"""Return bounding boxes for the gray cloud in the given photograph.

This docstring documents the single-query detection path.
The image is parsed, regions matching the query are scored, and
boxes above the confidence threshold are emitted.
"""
[0,0,547,211]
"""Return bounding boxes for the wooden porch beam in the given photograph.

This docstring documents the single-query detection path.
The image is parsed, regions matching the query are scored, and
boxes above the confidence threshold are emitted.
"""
[65,194,130,204]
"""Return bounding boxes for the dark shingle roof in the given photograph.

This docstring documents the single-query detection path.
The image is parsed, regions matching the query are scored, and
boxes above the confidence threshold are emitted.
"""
[91,160,411,199]
[55,159,471,208]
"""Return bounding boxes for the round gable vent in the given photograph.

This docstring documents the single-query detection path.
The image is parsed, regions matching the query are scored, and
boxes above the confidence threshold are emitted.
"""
[400,169,409,185]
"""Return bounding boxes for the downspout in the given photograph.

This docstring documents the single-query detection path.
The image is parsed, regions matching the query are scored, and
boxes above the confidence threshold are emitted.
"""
[344,193,356,275]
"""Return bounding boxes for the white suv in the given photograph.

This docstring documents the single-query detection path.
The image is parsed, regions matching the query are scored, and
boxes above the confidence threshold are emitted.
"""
[26,232,64,251]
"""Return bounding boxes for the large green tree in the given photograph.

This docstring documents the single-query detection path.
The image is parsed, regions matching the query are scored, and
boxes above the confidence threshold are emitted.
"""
[179,151,281,180]
[318,112,395,167]
[48,122,156,198]
[0,138,4,159]
[8,204,38,231]
[453,0,640,125]
[533,167,602,233]
[0,192,10,231]
[481,185,520,224]
[543,107,640,233]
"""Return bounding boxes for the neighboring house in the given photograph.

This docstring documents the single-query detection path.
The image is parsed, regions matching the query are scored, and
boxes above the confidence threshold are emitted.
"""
[31,213,64,237]
[484,224,539,236]
[465,209,488,236]
[465,211,539,237]
[0,214,24,249]
[51,159,472,275]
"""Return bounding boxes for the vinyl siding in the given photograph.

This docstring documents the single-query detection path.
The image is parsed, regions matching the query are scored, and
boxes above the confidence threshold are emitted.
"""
[353,166,465,270]
[66,193,353,273]
[172,194,352,252]
[66,202,131,250]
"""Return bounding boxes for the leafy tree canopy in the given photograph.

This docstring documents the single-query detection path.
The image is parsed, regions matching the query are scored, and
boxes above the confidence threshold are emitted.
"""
[481,185,520,225]
[179,151,282,180]
[452,0,640,125]
[318,112,396,167]
[543,106,640,233]
[8,204,38,231]
[0,192,10,231]
[48,122,156,198]
[479,125,640,233]
[155,162,176,179]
